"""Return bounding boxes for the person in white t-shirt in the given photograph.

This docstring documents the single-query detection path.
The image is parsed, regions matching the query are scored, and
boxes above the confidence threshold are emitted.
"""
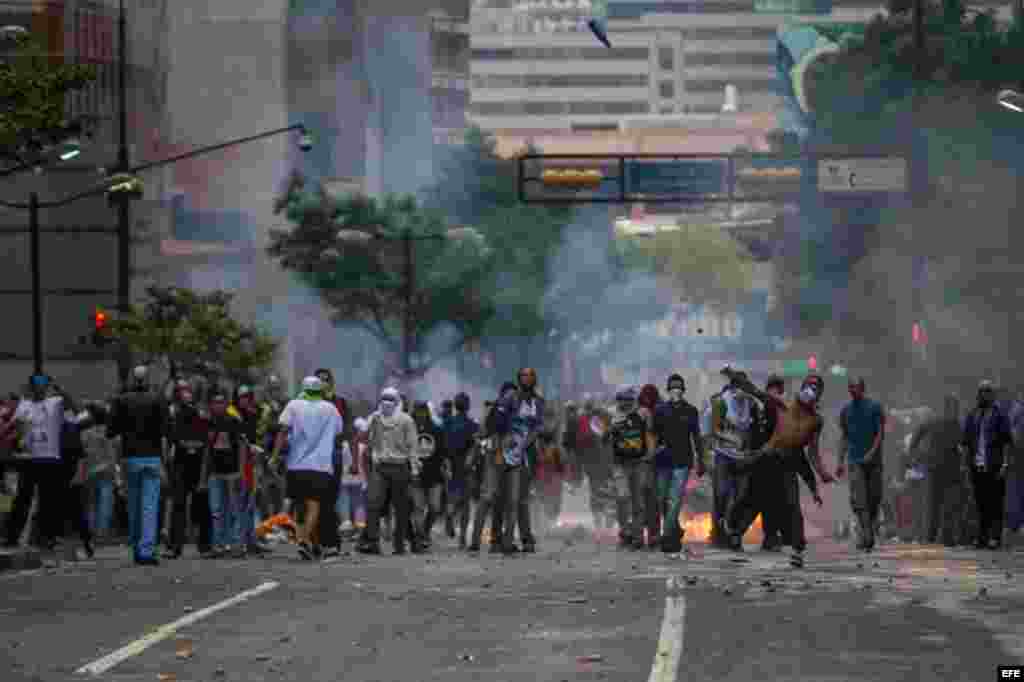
[2,374,76,549]
[270,376,344,561]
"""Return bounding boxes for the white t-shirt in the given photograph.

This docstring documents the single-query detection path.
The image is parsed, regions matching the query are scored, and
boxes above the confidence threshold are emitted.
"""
[279,398,344,474]
[14,396,67,461]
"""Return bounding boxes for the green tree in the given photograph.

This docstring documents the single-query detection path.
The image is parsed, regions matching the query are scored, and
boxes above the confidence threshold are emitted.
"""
[427,126,576,340]
[0,31,97,164]
[618,220,756,306]
[268,172,495,382]
[106,285,279,387]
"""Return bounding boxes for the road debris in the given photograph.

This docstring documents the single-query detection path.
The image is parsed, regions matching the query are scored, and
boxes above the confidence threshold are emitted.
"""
[459,653,474,662]
[175,639,193,660]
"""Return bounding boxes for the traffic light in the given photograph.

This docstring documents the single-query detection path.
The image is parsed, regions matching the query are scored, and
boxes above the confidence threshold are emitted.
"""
[808,355,818,371]
[540,168,604,189]
[912,322,926,344]
[91,308,111,347]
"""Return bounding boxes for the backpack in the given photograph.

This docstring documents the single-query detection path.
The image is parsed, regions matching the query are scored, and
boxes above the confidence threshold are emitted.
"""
[611,411,647,459]
[576,415,595,449]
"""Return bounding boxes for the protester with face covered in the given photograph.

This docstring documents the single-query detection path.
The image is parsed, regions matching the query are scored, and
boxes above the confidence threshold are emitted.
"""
[708,370,761,551]
[498,368,545,553]
[578,395,615,529]
[637,384,663,545]
[959,380,1013,549]
[409,401,444,551]
[358,387,417,555]
[607,387,657,550]
[725,368,831,568]
[470,382,520,553]
[652,375,704,553]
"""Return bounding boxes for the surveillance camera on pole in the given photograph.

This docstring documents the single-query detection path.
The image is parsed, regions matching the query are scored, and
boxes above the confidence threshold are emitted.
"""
[998,89,1024,113]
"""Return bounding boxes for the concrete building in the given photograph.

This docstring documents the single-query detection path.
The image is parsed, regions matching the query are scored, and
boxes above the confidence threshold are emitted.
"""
[469,0,896,131]
[145,0,473,394]
[0,0,169,396]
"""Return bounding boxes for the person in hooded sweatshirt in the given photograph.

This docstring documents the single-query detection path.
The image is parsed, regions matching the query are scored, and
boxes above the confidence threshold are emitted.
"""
[358,387,418,555]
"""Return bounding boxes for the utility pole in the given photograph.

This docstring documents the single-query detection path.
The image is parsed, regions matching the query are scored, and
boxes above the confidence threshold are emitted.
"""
[29,192,41,375]
[115,0,132,386]
[402,229,414,385]
[910,0,926,406]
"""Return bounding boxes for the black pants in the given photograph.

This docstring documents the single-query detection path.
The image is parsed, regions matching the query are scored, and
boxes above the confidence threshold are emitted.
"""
[364,463,411,550]
[5,460,65,545]
[169,451,211,553]
[850,460,884,548]
[970,466,1006,544]
[926,473,967,545]
[515,461,536,547]
[60,458,92,545]
[320,474,340,549]
[728,451,808,551]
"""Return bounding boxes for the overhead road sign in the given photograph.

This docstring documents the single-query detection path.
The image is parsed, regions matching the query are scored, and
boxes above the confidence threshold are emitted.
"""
[818,157,907,193]
[518,153,908,204]
[627,159,727,198]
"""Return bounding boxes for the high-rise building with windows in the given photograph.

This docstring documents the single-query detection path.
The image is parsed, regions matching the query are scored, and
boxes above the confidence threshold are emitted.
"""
[469,0,887,131]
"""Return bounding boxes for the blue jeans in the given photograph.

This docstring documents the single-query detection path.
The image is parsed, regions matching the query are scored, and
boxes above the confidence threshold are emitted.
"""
[208,474,242,548]
[124,457,162,560]
[238,487,256,546]
[88,476,114,534]
[337,482,367,525]
[656,466,690,541]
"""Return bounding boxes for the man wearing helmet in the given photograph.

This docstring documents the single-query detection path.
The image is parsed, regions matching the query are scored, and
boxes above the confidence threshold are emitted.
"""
[606,388,656,550]
[721,367,834,567]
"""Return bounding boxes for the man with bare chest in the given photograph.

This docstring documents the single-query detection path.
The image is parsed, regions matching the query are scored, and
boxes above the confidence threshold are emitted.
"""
[722,367,834,567]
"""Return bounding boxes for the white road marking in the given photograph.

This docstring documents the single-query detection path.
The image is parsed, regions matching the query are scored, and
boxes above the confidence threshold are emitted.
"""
[649,576,686,682]
[76,580,279,676]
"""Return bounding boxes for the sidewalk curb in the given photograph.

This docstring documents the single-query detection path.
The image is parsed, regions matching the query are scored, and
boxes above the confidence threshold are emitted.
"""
[0,549,43,572]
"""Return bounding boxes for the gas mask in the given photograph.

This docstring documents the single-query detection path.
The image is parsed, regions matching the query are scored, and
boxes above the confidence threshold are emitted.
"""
[379,398,398,417]
[668,388,684,403]
[798,384,819,406]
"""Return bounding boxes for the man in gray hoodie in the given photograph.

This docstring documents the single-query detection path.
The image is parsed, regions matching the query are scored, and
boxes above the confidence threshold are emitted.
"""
[358,387,419,555]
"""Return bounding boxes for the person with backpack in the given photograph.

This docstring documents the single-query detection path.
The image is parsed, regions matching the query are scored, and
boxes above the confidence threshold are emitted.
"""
[444,393,479,550]
[606,388,656,550]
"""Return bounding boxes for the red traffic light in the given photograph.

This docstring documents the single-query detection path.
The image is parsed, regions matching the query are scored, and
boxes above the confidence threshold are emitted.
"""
[93,309,107,330]
[912,322,923,344]
[807,355,817,371]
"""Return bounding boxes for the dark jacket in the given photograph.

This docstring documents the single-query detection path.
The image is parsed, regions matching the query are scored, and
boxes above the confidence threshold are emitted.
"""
[652,400,701,468]
[107,389,167,459]
[961,404,1012,470]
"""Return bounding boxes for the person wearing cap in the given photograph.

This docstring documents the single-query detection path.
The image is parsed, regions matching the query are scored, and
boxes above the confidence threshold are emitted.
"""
[722,367,831,567]
[837,377,887,552]
[104,366,167,565]
[357,387,417,555]
[651,374,704,553]
[270,377,344,560]
[958,380,1013,549]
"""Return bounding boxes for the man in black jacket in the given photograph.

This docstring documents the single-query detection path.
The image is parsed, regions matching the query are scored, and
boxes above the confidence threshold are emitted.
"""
[651,374,704,553]
[165,380,211,559]
[107,366,167,566]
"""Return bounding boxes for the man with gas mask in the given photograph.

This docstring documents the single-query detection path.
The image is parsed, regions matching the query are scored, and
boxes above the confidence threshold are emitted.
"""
[652,375,704,553]
[605,388,656,550]
[708,369,761,551]
[722,368,832,567]
[410,401,444,551]
[165,380,211,559]
[959,380,1013,549]
[358,387,417,555]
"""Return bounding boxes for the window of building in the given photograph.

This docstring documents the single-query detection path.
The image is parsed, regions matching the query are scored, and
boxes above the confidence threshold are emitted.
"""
[685,78,777,94]
[471,46,649,60]
[474,101,648,116]
[659,80,675,99]
[685,52,776,67]
[658,47,674,71]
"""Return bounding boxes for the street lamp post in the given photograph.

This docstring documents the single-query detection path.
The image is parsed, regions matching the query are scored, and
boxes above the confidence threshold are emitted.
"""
[116,0,131,384]
[336,226,485,388]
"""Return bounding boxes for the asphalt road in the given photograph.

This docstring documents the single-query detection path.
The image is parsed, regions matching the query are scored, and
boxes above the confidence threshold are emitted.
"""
[1,530,1023,682]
